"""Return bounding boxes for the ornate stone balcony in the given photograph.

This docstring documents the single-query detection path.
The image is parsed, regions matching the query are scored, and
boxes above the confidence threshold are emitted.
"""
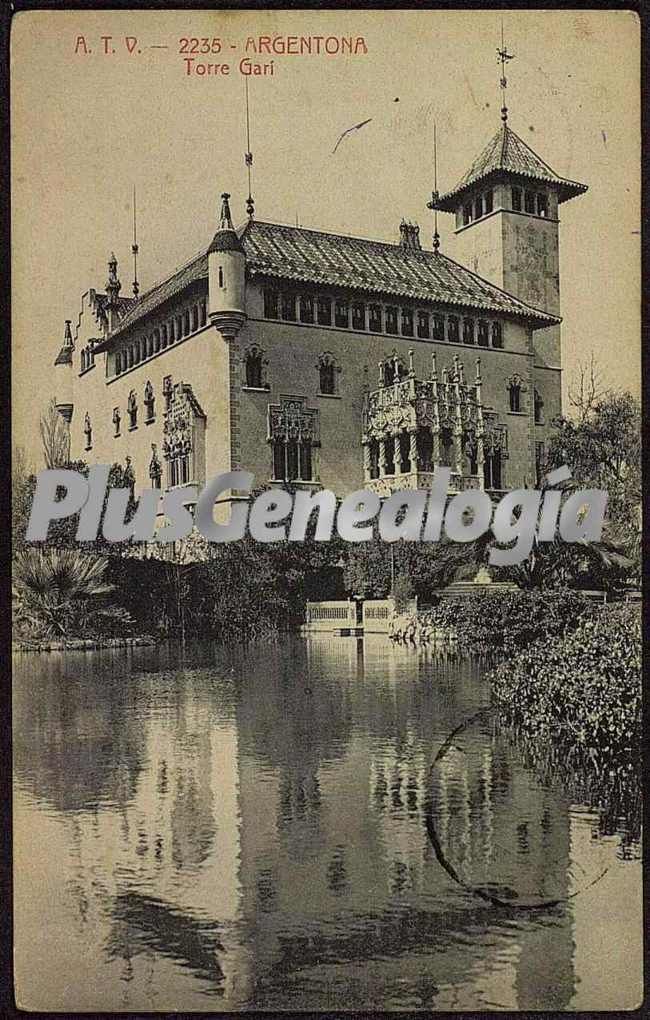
[365,470,481,498]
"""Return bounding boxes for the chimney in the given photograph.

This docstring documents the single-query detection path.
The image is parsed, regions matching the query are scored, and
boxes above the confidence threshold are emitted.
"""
[399,220,422,251]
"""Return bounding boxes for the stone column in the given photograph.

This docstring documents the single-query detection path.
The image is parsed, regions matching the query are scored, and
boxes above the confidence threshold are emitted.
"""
[391,431,401,474]
[362,440,371,481]
[379,436,387,476]
[409,429,418,475]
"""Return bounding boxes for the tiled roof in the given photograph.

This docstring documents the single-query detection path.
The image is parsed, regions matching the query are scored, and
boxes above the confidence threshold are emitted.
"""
[241,220,558,325]
[104,252,208,341]
[97,216,559,348]
[437,124,587,209]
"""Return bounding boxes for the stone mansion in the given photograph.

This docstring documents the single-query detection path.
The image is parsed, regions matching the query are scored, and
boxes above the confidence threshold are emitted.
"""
[54,120,587,504]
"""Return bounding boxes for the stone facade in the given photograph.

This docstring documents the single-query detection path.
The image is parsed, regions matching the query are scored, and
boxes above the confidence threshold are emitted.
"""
[54,125,586,505]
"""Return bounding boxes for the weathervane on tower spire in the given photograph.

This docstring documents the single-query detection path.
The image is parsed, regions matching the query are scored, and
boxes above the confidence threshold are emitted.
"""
[497,20,515,124]
[131,185,139,298]
[426,120,441,252]
[244,77,255,219]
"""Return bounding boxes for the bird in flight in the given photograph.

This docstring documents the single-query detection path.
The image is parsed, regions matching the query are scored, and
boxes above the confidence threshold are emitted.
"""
[331,99,399,155]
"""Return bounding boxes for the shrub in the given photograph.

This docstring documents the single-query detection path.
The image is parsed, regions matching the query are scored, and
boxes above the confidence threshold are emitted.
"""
[491,605,641,764]
[421,588,598,653]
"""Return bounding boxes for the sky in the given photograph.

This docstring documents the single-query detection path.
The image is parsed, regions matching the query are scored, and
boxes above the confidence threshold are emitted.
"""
[11,8,640,465]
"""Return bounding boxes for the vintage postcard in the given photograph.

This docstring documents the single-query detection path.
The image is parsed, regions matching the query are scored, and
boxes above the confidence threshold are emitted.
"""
[11,7,642,1013]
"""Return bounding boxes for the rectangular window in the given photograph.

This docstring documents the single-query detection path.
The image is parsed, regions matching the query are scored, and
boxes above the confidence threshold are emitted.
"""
[484,190,493,214]
[491,321,503,348]
[317,296,332,325]
[432,314,445,341]
[463,203,473,226]
[334,300,349,328]
[463,317,475,344]
[512,187,522,212]
[537,192,549,217]
[447,315,459,343]
[474,195,483,220]
[477,320,489,347]
[281,293,296,321]
[368,304,382,332]
[351,302,365,330]
[264,289,279,318]
[401,308,413,337]
[524,190,535,214]
[200,299,207,326]
[191,306,199,331]
[417,311,430,339]
[385,306,398,334]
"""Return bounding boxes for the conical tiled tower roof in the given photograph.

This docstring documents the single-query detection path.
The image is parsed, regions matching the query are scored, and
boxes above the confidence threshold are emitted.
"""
[437,123,587,210]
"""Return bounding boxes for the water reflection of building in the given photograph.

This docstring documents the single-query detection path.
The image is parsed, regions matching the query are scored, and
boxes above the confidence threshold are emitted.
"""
[14,639,578,1010]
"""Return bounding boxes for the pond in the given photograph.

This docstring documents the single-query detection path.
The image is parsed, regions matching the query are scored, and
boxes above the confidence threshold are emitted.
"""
[13,636,642,1011]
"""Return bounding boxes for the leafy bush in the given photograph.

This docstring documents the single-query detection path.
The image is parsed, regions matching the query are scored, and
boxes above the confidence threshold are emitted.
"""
[421,588,598,653]
[490,606,641,764]
[13,547,134,639]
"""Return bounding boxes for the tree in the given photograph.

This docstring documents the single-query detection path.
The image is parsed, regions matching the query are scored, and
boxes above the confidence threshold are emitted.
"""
[546,388,641,574]
[39,398,70,468]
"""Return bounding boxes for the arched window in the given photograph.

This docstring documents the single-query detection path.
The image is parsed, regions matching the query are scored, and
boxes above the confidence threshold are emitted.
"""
[508,376,522,413]
[385,306,398,335]
[534,388,544,424]
[491,321,503,348]
[183,310,190,335]
[351,302,365,330]
[383,354,406,386]
[440,427,454,468]
[447,315,460,343]
[318,353,340,395]
[463,317,475,344]
[243,345,268,389]
[268,396,318,483]
[199,299,207,327]
[401,308,413,337]
[127,390,138,429]
[144,380,155,422]
[477,320,489,347]
[192,305,199,332]
[299,295,314,323]
[83,413,92,451]
[484,449,502,490]
[418,312,430,339]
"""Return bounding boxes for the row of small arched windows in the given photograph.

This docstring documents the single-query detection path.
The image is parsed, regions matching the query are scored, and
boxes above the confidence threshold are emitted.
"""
[263,289,504,348]
[114,299,207,375]
[462,187,549,225]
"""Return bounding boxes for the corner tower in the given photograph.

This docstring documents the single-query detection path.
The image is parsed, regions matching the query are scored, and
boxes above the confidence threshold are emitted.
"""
[437,122,587,369]
[208,192,247,342]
